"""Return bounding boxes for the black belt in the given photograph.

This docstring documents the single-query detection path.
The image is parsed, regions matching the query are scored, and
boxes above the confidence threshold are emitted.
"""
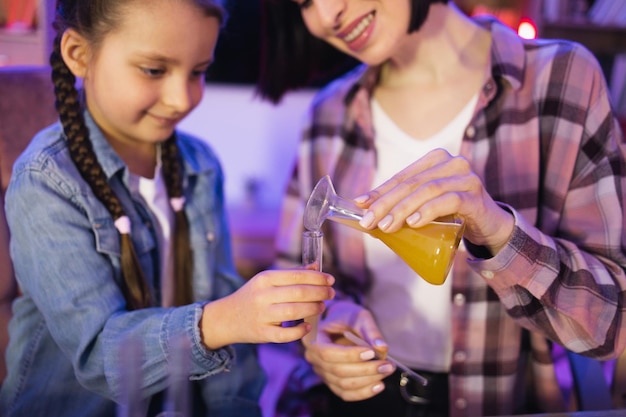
[313,369,450,417]
[396,369,449,408]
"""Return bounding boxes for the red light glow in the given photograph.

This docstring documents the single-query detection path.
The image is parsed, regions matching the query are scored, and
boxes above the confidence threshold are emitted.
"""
[518,18,537,39]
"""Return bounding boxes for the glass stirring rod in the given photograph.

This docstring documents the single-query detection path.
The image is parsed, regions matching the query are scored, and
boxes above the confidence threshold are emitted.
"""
[343,330,429,386]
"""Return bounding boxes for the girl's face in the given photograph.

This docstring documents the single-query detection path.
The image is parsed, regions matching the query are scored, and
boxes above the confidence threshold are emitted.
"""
[81,1,219,147]
[293,0,412,65]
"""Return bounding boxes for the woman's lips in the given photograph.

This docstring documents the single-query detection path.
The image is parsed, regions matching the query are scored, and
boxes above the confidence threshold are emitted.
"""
[338,12,375,51]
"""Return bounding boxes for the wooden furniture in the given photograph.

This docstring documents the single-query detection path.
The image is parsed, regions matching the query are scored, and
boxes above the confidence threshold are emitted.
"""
[0,0,55,66]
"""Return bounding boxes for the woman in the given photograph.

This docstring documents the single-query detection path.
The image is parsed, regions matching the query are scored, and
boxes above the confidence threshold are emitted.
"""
[257,1,626,416]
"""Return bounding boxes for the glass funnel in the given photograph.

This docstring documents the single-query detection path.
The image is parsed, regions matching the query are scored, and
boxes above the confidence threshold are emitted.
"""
[304,175,464,285]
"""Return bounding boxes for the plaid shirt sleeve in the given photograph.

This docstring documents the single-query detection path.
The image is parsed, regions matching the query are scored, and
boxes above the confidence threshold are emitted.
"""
[465,25,626,360]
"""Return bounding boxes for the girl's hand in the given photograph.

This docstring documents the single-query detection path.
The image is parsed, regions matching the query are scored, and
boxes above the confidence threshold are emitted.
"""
[200,269,335,348]
[354,148,515,254]
[302,300,395,401]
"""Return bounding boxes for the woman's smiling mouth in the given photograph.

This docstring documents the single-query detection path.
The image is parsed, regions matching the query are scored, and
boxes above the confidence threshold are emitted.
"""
[342,12,375,43]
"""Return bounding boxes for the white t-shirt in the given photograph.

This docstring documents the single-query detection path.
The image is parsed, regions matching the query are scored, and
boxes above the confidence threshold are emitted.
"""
[130,150,175,307]
[363,94,476,371]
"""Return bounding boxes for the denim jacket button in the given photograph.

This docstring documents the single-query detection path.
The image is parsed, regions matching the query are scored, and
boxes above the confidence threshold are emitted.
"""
[206,232,215,242]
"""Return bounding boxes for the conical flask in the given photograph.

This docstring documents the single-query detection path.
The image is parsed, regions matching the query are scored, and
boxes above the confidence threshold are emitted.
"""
[304,175,464,285]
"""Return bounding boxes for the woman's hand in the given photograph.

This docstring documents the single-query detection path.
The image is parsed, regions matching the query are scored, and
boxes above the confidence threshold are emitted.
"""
[200,269,335,348]
[302,300,395,401]
[354,148,515,254]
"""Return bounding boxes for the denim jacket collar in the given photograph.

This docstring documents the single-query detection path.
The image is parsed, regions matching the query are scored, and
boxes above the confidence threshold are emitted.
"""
[83,111,211,186]
[83,111,129,182]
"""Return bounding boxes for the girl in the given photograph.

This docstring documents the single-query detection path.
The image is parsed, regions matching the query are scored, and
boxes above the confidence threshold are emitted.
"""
[257,1,626,416]
[0,0,334,416]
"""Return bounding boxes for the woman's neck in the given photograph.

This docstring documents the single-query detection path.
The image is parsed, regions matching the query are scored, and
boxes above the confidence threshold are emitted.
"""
[380,3,491,88]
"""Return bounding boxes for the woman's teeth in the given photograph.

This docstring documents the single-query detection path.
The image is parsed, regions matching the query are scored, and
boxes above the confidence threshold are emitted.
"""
[344,13,374,43]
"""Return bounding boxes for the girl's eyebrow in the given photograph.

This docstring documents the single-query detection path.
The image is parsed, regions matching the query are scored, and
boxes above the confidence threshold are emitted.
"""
[134,52,214,67]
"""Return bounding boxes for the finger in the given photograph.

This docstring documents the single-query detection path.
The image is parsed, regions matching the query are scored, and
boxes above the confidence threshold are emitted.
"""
[328,379,387,402]
[259,270,335,287]
[266,284,335,305]
[268,301,327,323]
[354,149,452,207]
[320,367,389,402]
[366,159,473,232]
[351,325,389,359]
[266,322,314,344]
[306,341,380,366]
[323,367,389,388]
[313,356,394,380]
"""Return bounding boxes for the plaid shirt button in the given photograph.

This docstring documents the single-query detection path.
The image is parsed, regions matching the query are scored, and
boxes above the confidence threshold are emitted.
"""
[455,397,468,410]
[481,270,494,279]
[453,293,466,306]
[453,350,467,362]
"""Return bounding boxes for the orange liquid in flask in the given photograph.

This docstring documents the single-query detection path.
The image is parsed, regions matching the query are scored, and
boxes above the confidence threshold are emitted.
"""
[331,217,463,285]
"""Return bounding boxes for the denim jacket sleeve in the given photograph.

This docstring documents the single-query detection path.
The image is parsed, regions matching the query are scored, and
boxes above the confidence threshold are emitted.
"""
[4,128,244,403]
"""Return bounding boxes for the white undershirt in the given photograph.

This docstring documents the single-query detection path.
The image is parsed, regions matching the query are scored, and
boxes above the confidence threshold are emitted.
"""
[132,148,175,307]
[363,94,477,371]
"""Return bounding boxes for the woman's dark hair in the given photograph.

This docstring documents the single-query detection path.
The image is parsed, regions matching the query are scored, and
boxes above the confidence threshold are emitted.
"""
[256,0,449,104]
[50,0,224,310]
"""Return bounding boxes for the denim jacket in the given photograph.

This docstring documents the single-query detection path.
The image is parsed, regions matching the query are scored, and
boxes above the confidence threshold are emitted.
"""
[0,113,264,416]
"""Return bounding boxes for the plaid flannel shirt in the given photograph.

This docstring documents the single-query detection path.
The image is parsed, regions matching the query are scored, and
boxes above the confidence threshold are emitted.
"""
[272,17,626,417]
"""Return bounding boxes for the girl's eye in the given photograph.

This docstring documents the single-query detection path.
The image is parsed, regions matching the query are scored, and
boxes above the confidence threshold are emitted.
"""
[191,68,209,78]
[141,67,165,77]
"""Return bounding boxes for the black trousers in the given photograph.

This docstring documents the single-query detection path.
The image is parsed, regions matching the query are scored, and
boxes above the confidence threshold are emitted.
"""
[311,370,449,417]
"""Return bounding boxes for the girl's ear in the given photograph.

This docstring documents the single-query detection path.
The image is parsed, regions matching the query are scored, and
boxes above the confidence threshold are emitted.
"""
[60,29,91,78]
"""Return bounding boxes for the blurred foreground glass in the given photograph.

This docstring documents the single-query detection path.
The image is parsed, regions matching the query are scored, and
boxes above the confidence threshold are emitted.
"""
[304,175,464,285]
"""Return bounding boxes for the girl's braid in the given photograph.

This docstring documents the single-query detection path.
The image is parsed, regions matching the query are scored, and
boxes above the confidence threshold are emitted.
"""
[161,136,193,306]
[50,34,152,310]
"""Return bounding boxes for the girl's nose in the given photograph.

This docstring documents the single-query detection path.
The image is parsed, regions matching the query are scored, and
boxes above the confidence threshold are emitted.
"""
[162,79,194,114]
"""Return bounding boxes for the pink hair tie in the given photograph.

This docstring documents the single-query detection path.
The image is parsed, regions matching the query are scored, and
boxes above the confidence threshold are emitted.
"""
[114,216,131,234]
[170,197,186,212]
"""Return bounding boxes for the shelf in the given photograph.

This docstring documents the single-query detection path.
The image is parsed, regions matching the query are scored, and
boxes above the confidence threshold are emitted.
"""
[0,30,40,44]
[541,21,626,55]
[0,0,55,67]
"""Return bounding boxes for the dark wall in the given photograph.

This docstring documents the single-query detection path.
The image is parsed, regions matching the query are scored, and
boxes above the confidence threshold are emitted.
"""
[206,0,359,86]
[206,0,261,84]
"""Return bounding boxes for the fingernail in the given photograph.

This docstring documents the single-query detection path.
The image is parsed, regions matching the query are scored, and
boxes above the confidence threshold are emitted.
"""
[360,350,376,360]
[354,194,370,204]
[373,339,387,348]
[372,383,384,393]
[407,212,421,226]
[359,211,375,229]
[378,364,394,374]
[378,215,393,231]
